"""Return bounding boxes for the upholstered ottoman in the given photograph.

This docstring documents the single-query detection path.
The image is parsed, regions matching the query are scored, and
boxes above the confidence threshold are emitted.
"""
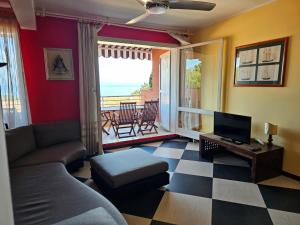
[90,148,169,196]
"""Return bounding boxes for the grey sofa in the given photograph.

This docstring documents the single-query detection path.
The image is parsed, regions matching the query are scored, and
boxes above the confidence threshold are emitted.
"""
[6,120,127,225]
[6,120,85,171]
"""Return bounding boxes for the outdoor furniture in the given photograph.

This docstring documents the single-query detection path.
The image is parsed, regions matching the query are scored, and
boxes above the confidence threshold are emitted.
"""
[90,148,169,197]
[137,100,159,135]
[101,111,111,135]
[110,102,137,138]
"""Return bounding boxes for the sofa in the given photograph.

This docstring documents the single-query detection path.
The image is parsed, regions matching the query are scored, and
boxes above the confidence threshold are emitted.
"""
[6,120,127,225]
[6,120,85,171]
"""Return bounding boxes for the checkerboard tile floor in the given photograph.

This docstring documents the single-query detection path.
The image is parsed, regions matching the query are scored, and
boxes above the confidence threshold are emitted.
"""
[72,139,300,225]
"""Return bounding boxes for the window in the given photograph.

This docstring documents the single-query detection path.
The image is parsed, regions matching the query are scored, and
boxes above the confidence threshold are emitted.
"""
[0,17,30,128]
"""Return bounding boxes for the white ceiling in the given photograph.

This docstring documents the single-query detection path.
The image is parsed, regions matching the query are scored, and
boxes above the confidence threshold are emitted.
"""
[35,0,274,32]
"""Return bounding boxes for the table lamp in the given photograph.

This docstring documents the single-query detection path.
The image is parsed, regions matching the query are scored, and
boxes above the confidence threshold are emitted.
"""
[264,123,278,146]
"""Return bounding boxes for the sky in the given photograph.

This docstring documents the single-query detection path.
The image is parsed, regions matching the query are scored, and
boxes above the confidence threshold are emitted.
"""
[98,57,152,85]
[186,59,201,69]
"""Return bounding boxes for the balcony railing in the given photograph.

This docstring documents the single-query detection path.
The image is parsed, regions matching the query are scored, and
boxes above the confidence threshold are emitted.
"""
[100,95,145,108]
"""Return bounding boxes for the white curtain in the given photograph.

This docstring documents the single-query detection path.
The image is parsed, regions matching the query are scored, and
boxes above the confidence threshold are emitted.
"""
[0,16,30,129]
[78,22,103,156]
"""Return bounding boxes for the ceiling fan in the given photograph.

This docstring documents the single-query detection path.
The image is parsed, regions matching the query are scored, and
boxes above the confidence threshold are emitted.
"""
[126,0,216,25]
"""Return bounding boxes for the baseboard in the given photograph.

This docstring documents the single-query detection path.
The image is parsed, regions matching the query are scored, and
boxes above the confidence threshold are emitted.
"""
[282,171,300,181]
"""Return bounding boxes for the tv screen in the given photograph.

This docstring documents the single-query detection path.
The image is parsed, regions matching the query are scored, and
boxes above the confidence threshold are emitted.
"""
[214,112,251,144]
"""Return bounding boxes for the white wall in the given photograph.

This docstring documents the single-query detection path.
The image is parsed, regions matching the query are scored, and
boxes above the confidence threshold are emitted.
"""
[0,112,14,225]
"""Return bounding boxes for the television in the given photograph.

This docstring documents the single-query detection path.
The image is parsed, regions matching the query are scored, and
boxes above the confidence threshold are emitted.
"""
[214,112,251,144]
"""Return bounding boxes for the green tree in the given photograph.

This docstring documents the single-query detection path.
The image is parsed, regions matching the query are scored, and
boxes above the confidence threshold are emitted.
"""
[131,71,152,95]
[186,63,201,88]
[131,82,150,95]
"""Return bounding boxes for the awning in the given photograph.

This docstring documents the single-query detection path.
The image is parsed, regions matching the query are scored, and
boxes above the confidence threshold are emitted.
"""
[98,44,152,60]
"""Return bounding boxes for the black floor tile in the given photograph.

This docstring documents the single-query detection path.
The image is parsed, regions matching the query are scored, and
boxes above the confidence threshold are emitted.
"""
[172,137,191,142]
[212,199,273,225]
[258,184,300,213]
[181,150,212,162]
[213,164,252,182]
[160,140,187,149]
[166,173,212,198]
[159,157,179,172]
[110,189,165,218]
[151,220,175,225]
[136,146,157,154]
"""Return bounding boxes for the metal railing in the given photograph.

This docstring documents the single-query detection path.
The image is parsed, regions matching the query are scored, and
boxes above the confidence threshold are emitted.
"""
[100,95,144,107]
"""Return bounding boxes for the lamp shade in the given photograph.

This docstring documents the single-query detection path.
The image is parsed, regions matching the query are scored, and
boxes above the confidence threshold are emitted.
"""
[265,123,278,135]
[0,62,7,67]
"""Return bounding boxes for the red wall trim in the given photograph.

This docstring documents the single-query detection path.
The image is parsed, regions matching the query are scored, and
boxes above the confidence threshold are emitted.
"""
[98,24,179,45]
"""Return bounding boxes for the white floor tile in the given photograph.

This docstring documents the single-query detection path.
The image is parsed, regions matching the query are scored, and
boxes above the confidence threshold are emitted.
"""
[153,147,184,159]
[106,147,131,153]
[259,176,300,190]
[175,159,213,177]
[154,192,212,225]
[213,178,266,208]
[71,161,90,178]
[122,214,151,225]
[185,142,199,151]
[268,209,300,225]
[142,141,163,147]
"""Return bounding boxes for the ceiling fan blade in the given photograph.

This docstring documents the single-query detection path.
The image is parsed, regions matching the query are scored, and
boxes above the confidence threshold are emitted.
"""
[169,1,216,11]
[126,12,150,25]
[136,0,146,6]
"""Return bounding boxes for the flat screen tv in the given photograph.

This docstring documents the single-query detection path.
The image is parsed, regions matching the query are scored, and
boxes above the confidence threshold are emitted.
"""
[214,112,251,144]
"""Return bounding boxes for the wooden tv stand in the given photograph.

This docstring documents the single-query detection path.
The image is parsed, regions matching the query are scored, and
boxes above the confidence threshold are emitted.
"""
[199,133,284,182]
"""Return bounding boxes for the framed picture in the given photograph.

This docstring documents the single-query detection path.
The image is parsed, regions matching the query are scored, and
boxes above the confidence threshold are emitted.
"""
[234,37,288,86]
[44,48,74,80]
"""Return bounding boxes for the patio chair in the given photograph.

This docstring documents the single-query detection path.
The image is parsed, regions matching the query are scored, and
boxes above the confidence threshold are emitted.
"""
[101,111,111,135]
[137,100,159,135]
[111,102,137,138]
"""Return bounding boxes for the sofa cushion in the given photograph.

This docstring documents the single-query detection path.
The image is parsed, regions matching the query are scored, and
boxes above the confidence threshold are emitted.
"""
[90,148,169,188]
[33,120,81,148]
[10,163,127,225]
[12,141,86,168]
[53,207,118,225]
[5,125,36,163]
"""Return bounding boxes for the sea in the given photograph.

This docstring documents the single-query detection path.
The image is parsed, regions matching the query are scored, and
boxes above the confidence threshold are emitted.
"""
[100,83,142,97]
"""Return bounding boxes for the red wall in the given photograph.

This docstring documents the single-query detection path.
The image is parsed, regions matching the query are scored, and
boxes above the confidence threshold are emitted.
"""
[19,17,178,124]
[99,25,179,45]
[20,16,80,123]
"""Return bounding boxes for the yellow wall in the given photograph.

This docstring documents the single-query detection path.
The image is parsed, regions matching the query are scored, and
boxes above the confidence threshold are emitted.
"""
[192,0,300,176]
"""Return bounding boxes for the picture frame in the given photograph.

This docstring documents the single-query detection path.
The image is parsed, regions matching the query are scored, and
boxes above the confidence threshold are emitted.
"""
[44,48,74,80]
[234,37,288,87]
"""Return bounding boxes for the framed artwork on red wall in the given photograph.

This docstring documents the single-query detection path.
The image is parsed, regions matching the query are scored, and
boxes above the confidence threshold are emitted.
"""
[44,48,74,80]
[234,37,288,87]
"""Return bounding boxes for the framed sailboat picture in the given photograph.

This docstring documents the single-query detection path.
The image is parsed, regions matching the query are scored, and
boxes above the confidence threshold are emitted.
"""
[234,37,288,86]
[44,48,74,80]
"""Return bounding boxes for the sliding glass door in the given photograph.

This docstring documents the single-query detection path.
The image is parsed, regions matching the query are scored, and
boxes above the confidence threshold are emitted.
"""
[176,40,224,139]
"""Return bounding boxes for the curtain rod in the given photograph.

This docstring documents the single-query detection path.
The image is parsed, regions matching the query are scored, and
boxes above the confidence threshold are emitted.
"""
[35,10,191,36]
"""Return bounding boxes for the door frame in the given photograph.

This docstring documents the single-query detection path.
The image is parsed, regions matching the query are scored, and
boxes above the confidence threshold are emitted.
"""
[159,51,171,131]
[174,39,224,139]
